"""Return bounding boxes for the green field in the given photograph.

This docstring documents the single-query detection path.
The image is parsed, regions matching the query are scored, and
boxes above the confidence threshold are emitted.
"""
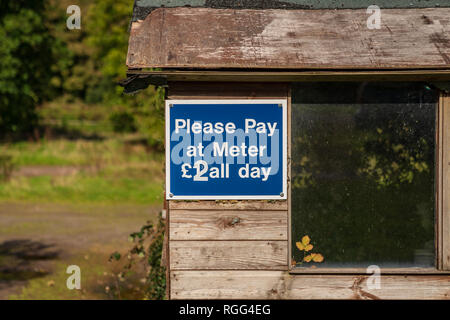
[0,139,164,204]
[0,100,165,205]
[0,0,167,300]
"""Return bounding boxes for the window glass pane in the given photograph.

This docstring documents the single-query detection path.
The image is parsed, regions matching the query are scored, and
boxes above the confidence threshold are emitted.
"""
[291,82,437,269]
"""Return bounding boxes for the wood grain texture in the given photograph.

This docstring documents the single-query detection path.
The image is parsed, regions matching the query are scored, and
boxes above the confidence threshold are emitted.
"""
[170,241,288,270]
[131,70,450,83]
[438,94,443,270]
[171,271,450,299]
[169,200,288,211]
[287,87,293,271]
[442,94,450,270]
[170,210,287,240]
[127,7,450,69]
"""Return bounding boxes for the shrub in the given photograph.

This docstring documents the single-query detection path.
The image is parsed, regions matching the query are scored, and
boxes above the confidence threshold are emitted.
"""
[109,111,137,133]
[0,155,14,181]
[110,213,166,300]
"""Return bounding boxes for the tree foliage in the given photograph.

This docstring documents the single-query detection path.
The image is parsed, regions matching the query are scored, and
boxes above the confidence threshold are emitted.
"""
[0,0,165,148]
[0,0,57,137]
[84,0,165,149]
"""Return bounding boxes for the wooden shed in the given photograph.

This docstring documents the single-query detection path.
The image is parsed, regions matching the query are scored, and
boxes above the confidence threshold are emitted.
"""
[123,0,450,299]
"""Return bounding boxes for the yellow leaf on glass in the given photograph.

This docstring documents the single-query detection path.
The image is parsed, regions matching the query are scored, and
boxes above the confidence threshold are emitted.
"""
[312,253,324,263]
[296,242,305,251]
[303,254,313,262]
[302,235,311,246]
[305,244,313,252]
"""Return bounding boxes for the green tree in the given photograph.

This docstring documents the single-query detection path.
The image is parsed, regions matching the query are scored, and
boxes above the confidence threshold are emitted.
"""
[84,0,131,103]
[46,0,97,101]
[85,0,165,149]
[0,0,58,137]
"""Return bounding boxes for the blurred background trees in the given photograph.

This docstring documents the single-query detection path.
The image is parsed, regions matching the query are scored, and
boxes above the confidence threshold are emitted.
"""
[0,0,56,136]
[0,0,166,299]
[0,0,164,149]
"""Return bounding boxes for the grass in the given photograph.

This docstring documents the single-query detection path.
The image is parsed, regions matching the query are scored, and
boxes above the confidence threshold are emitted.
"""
[0,202,161,300]
[0,138,160,166]
[8,252,147,300]
[0,96,165,205]
[0,175,163,204]
[37,99,114,135]
[0,101,165,299]
[0,138,164,204]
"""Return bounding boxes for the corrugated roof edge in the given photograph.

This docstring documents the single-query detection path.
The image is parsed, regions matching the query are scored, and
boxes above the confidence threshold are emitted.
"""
[131,0,450,22]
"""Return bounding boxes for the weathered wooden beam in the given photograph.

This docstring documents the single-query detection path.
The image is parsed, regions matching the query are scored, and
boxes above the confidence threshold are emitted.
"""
[170,271,450,299]
[135,70,450,78]
[124,70,450,88]
[121,70,450,92]
[167,81,289,98]
[169,200,288,210]
[127,7,450,70]
[170,241,288,270]
[441,93,450,270]
[170,210,287,240]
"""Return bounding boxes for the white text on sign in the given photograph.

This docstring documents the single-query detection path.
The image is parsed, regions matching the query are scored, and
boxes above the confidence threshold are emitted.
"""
[175,118,278,136]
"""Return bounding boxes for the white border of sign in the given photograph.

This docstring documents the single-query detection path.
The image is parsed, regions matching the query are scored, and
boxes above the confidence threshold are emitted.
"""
[165,99,288,200]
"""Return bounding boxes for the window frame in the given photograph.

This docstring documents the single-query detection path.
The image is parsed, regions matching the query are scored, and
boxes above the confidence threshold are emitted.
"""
[287,85,450,275]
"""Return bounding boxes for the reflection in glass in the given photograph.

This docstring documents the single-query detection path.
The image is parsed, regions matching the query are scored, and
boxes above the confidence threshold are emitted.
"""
[291,82,437,268]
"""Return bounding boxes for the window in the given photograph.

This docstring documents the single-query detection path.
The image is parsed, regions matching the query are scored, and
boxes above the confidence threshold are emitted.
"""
[291,82,438,269]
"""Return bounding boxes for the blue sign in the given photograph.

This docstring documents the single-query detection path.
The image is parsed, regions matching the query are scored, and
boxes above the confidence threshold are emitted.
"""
[166,100,287,199]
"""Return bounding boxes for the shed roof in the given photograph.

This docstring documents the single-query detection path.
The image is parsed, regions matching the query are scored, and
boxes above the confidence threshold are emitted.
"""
[132,0,450,21]
[127,7,450,69]
[123,2,450,93]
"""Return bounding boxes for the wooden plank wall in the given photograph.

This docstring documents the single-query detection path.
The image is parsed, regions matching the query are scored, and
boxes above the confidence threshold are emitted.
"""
[127,7,450,70]
[171,272,450,299]
[166,82,450,299]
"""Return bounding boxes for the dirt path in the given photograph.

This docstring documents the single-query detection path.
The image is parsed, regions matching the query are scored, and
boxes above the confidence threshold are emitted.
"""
[12,165,98,177]
[0,202,161,299]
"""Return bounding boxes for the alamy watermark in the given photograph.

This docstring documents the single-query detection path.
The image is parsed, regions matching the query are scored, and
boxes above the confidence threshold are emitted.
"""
[367,5,381,29]
[66,265,81,290]
[67,5,81,30]
[366,265,381,289]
